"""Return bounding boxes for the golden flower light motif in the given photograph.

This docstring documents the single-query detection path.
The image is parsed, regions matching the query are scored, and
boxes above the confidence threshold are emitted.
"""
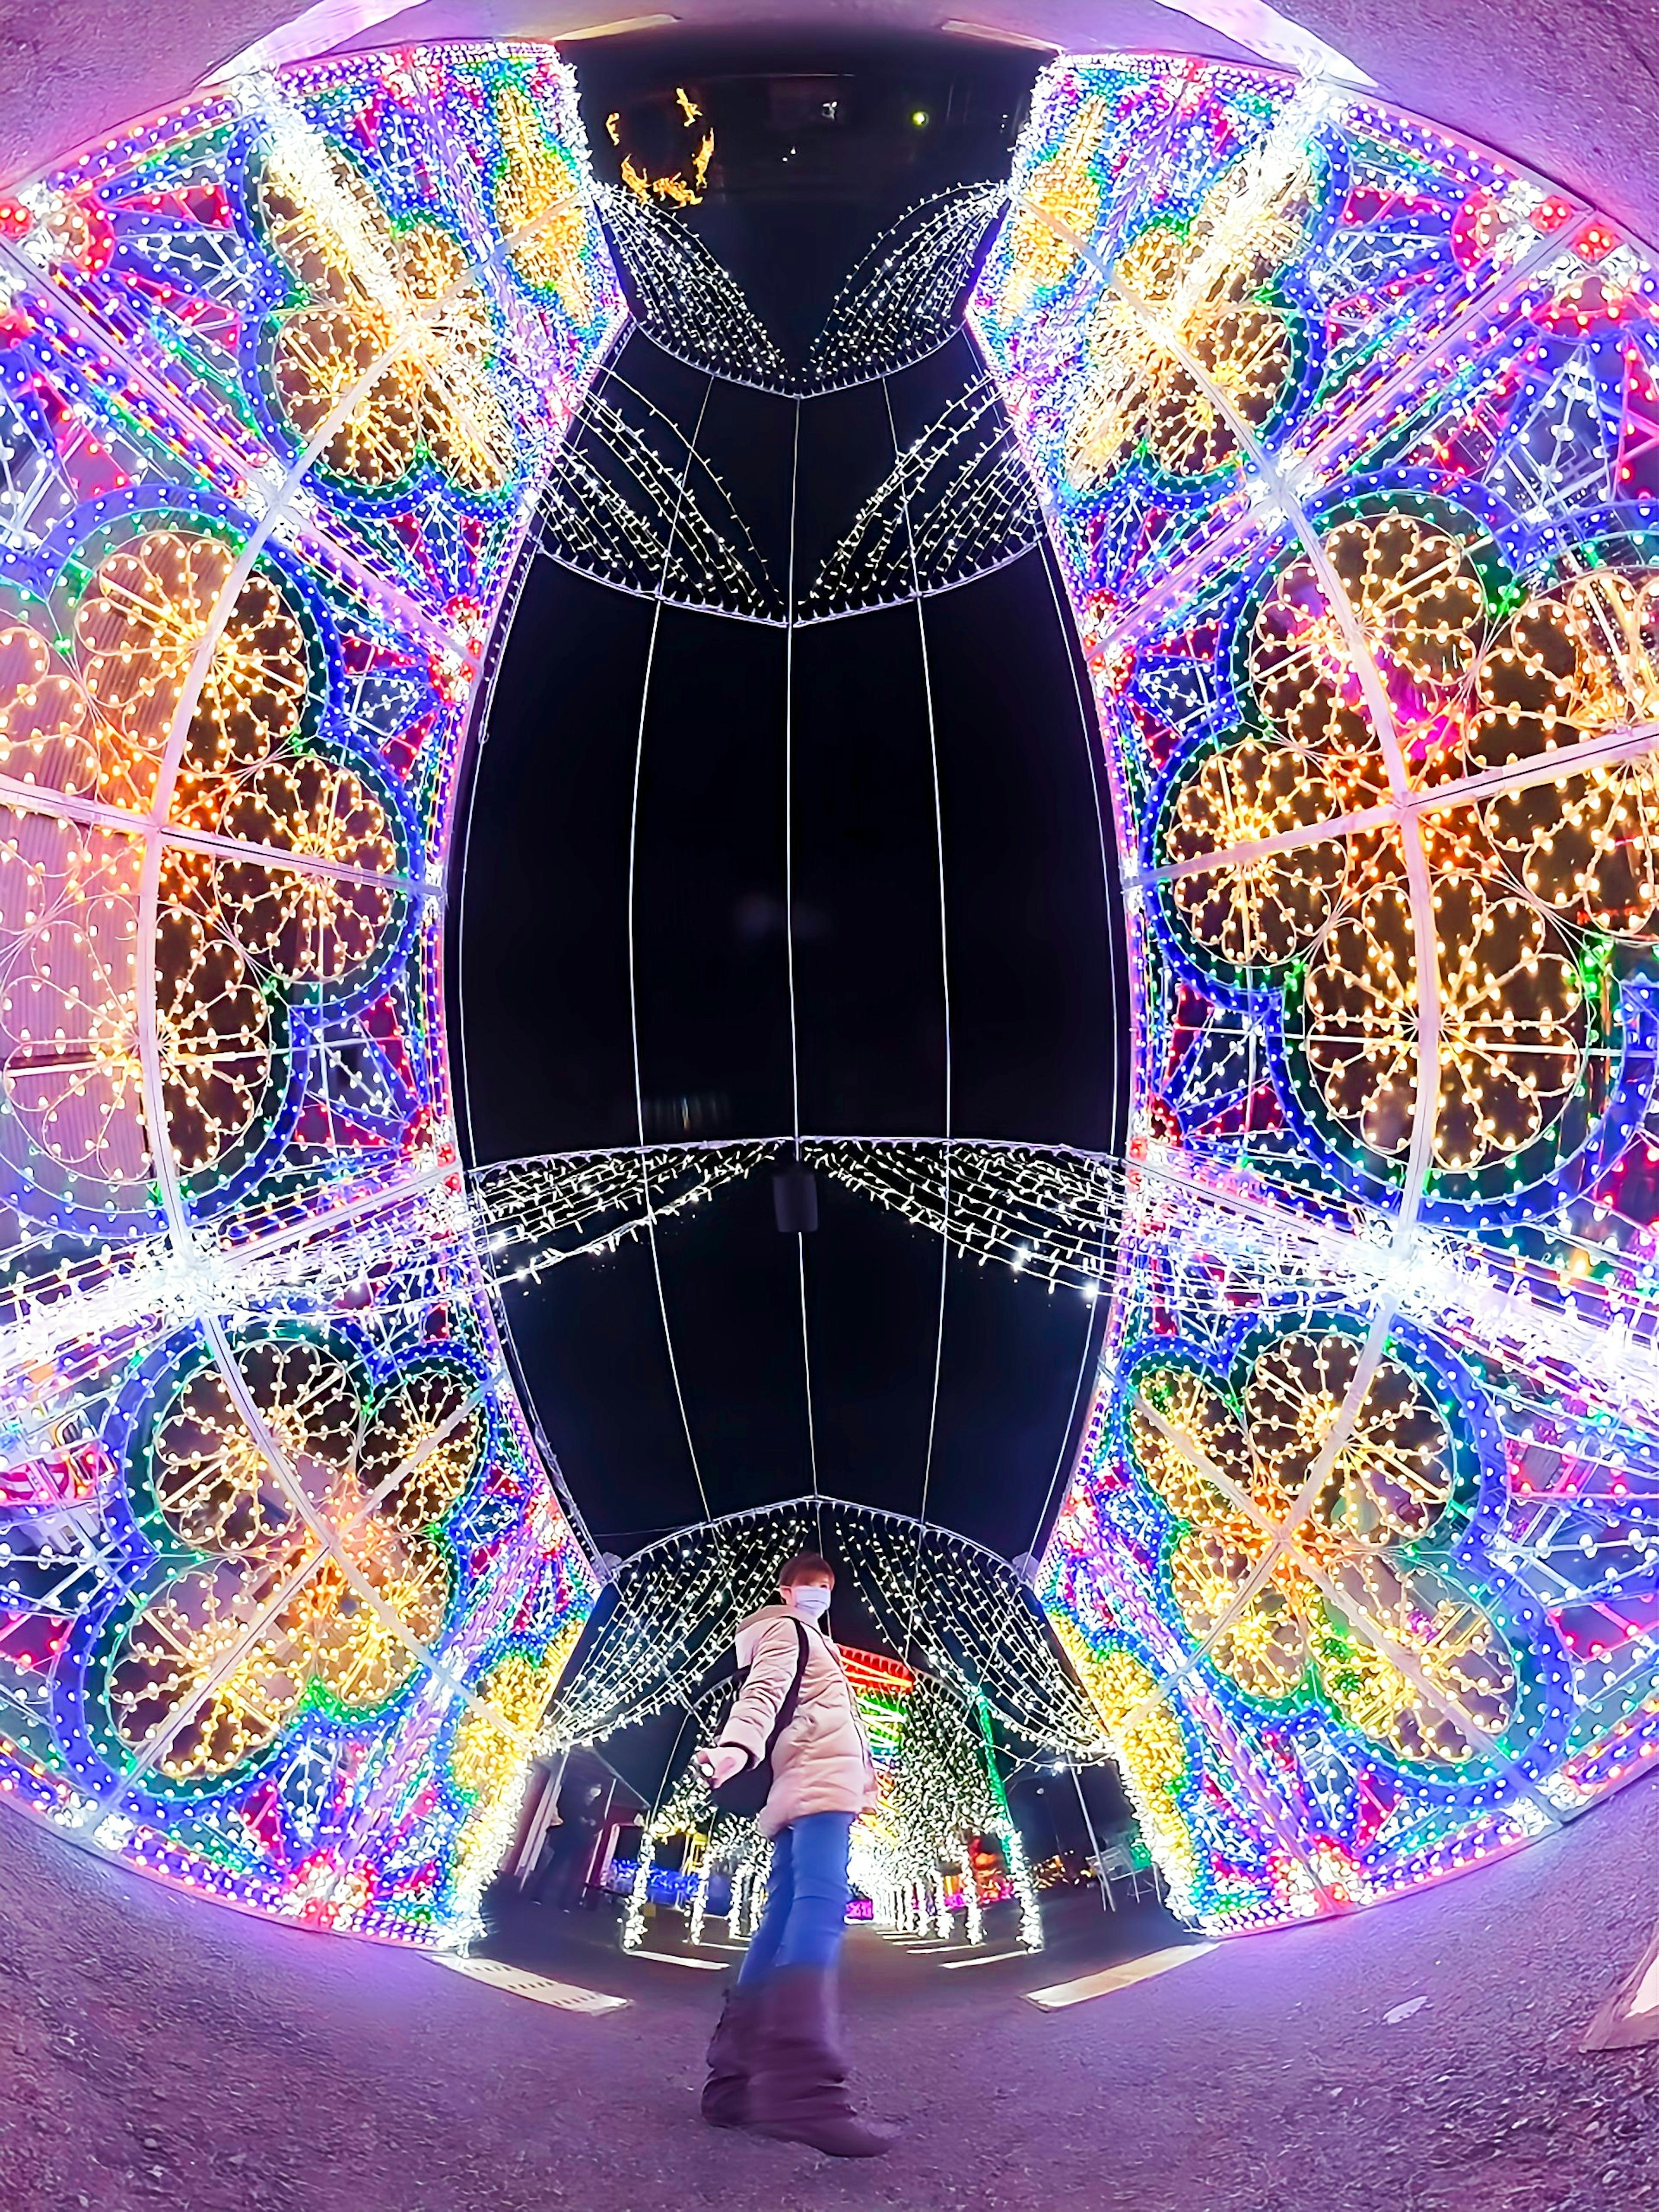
[0,610,153,813]
[1048,1622,1198,1902]
[22,521,354,1179]
[107,1338,486,1781]
[1465,568,1659,935]
[493,83,592,316]
[76,530,315,789]
[151,898,275,1175]
[1154,508,1484,982]
[260,142,515,495]
[999,96,1112,318]
[1155,511,1632,1182]
[1066,155,1312,489]
[1247,514,1594,1175]
[1160,731,1372,977]
[0,518,407,1180]
[450,1649,555,1800]
[1303,869,1586,1173]
[0,815,149,1189]
[173,753,400,989]
[1130,1333,1514,1763]
[1249,511,1489,760]
[0,531,312,824]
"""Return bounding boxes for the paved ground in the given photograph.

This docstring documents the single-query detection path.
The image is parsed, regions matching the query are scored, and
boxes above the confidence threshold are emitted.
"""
[3,1779,1659,2212]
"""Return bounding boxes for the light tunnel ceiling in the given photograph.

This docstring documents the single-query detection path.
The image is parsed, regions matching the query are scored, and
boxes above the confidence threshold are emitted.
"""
[0,17,1656,1952]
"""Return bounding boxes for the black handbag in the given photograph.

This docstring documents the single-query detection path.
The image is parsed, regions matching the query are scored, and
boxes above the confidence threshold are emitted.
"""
[708,1619,811,1818]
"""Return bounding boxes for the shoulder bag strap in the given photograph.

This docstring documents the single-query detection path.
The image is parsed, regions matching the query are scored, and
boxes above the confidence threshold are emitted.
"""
[760,1620,812,1759]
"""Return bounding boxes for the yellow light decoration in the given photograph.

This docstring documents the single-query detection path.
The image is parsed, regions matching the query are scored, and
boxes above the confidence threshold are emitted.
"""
[175,758,400,987]
[1245,1330,1455,1548]
[998,96,1112,316]
[72,530,313,800]
[447,1620,586,1936]
[1051,1630,1197,1911]
[494,83,593,317]
[1468,568,1659,935]
[614,85,714,210]
[1067,155,1313,487]
[151,897,275,1175]
[106,1334,487,1781]
[261,143,515,495]
[1160,731,1364,973]
[1131,1339,1516,1762]
[450,1649,559,1802]
[1249,511,1488,761]
[0,815,149,1187]
[1304,868,1585,1173]
[1155,509,1602,1176]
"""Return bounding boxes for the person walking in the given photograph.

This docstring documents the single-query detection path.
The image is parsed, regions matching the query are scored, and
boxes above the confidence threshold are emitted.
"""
[693,1551,891,2158]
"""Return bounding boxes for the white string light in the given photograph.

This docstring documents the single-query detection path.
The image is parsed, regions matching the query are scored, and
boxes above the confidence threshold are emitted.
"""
[806,182,1009,393]
[804,375,1042,618]
[536,355,780,620]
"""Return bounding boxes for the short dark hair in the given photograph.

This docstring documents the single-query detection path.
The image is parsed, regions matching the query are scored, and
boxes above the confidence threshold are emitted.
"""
[779,1551,835,1587]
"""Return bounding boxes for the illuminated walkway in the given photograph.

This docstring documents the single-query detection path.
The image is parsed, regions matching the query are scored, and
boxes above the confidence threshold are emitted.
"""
[4,1780,1658,2212]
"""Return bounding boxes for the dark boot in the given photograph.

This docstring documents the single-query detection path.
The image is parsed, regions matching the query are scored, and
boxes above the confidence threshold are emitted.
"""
[701,1983,760,2128]
[749,1966,893,2157]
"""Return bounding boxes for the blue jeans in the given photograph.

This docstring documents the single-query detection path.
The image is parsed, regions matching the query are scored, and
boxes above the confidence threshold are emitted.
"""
[738,1811,855,1985]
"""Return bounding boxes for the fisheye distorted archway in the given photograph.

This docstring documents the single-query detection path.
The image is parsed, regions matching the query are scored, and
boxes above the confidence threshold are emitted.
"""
[1,29,1659,1957]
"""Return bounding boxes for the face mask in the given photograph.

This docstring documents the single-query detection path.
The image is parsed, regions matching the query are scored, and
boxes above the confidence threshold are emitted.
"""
[789,1585,832,1621]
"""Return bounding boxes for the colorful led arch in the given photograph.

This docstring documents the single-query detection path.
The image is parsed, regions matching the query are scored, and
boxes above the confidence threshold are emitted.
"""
[975,57,1659,1933]
[0,44,620,1943]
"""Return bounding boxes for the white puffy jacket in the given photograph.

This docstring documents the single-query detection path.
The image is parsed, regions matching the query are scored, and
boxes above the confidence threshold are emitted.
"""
[715,1604,877,1838]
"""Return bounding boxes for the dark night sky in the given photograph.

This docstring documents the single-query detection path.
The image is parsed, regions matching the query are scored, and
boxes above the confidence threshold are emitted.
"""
[452,31,1127,1570]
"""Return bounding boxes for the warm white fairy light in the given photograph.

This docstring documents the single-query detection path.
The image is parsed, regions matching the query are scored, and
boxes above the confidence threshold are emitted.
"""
[807,182,1008,393]
[472,1141,776,1285]
[597,184,789,391]
[536,383,780,620]
[543,1494,1103,1758]
[802,376,1043,618]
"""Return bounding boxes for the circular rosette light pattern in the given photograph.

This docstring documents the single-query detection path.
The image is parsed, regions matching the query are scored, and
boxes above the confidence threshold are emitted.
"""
[1461,566,1659,937]
[1150,501,1645,1210]
[1125,1326,1516,1767]
[1291,868,1589,1183]
[0,514,406,1199]
[5,521,324,818]
[90,1332,487,1787]
[1065,153,1315,491]
[1245,507,1492,764]
[257,140,517,498]
[1155,728,1372,987]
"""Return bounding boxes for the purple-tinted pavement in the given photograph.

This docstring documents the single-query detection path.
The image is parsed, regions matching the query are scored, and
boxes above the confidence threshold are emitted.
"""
[5,1776,1659,2212]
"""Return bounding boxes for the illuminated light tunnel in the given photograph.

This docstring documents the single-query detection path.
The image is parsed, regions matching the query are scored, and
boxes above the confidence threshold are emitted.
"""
[0,19,1658,1978]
